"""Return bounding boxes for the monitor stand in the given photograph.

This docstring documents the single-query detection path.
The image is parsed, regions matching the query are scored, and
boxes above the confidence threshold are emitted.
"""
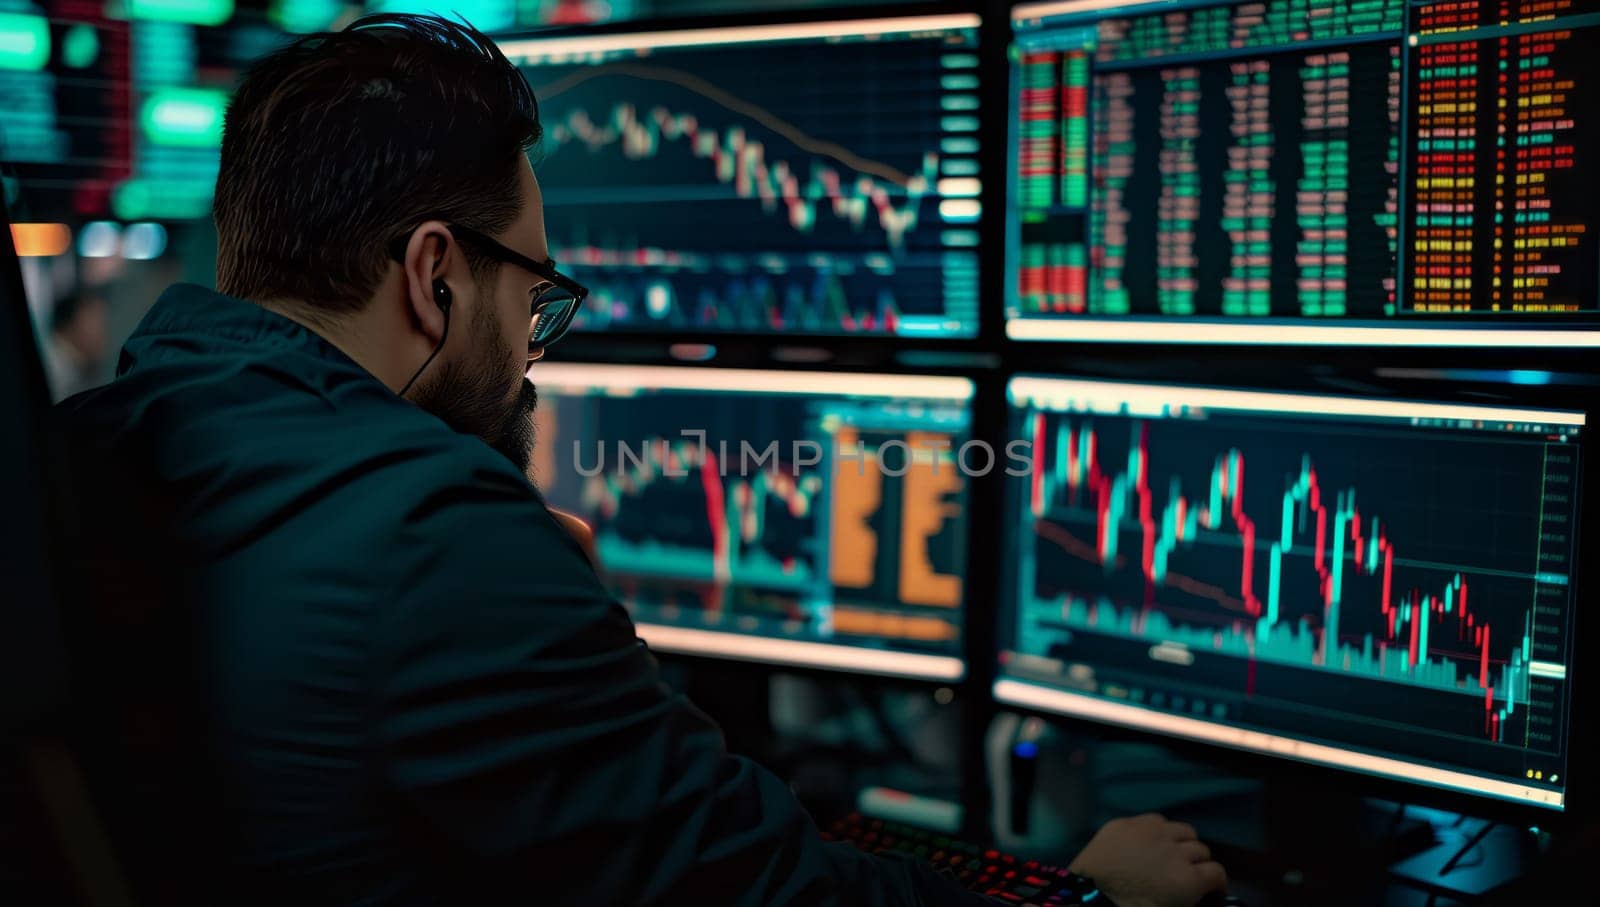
[1254,780,1435,890]
[1250,788,1580,903]
[671,660,965,826]
[998,725,1576,903]
[1044,741,1438,900]
[674,659,776,762]
[1069,765,1436,899]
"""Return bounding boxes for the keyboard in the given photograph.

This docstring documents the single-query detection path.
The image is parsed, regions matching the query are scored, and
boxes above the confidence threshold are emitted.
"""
[821,812,1107,904]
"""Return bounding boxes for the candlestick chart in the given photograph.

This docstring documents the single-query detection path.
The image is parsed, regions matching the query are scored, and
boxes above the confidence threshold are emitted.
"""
[518,21,981,337]
[1002,382,1581,800]
[533,374,971,657]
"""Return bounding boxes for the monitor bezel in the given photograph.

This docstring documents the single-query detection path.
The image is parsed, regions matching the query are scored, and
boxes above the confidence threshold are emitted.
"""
[988,369,1595,827]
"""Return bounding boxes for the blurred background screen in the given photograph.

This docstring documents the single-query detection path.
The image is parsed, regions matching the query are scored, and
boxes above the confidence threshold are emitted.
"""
[1,0,917,399]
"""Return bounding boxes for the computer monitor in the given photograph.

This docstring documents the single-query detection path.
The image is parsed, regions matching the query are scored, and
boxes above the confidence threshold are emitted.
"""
[532,363,973,680]
[498,12,983,338]
[994,375,1584,811]
[1006,0,1600,346]
[2,182,73,728]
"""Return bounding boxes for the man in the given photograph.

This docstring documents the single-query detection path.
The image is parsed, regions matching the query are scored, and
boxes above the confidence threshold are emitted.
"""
[54,15,1226,906]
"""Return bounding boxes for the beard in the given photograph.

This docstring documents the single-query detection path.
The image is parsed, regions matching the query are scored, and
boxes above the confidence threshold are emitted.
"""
[412,303,539,476]
[490,379,538,474]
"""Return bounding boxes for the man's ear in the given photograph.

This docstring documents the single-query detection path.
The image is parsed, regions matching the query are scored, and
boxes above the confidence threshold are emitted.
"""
[398,221,453,344]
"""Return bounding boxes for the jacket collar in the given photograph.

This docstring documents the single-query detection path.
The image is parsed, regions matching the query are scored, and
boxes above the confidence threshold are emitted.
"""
[120,283,363,375]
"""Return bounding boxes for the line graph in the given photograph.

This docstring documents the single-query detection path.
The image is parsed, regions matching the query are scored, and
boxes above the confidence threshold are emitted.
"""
[519,23,980,336]
[536,63,925,188]
[543,98,934,249]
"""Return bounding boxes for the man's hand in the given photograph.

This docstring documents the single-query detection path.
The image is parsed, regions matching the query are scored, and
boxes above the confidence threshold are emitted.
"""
[549,508,599,569]
[1068,813,1227,907]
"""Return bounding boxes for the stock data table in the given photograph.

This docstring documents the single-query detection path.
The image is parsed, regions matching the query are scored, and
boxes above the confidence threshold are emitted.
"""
[1007,0,1600,341]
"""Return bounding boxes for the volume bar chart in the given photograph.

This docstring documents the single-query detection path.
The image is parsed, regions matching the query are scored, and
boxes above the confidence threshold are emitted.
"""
[1002,378,1582,807]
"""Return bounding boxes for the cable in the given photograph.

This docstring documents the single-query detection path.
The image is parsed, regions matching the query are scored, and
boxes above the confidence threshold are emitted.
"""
[398,302,450,398]
[1439,820,1496,876]
[1385,803,1410,837]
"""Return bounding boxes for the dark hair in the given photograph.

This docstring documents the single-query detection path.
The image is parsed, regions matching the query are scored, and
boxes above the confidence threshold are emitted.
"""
[213,14,541,315]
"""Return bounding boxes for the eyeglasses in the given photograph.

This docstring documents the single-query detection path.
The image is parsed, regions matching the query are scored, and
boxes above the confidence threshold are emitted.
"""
[387,222,587,350]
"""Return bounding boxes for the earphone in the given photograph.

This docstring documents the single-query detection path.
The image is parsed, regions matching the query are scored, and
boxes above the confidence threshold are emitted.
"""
[398,278,453,398]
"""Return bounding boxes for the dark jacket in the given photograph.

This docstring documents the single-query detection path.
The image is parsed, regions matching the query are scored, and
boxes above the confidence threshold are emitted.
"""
[53,284,986,906]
